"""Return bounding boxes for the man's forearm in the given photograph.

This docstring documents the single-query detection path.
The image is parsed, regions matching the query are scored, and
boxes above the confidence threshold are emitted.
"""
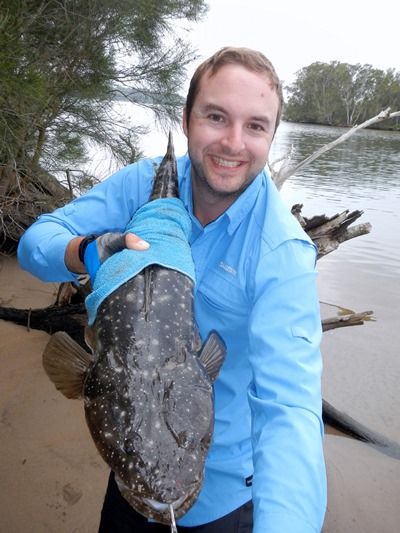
[65,236,86,274]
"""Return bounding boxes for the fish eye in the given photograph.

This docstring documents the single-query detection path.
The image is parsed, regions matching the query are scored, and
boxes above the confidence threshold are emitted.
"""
[124,438,135,454]
[178,431,195,450]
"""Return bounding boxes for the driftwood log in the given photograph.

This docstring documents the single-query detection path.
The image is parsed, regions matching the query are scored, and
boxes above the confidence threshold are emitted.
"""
[0,298,374,339]
[0,303,87,347]
[0,296,396,457]
[7,112,400,452]
[291,205,371,259]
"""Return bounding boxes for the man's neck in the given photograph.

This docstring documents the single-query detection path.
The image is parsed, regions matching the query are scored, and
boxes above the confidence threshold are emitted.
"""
[192,182,237,226]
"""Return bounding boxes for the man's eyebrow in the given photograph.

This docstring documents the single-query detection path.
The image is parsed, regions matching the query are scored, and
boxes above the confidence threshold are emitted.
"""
[250,115,271,124]
[199,103,227,114]
[199,103,271,123]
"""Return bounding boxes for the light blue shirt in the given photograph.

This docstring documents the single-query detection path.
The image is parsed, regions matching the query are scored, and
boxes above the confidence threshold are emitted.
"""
[18,154,326,532]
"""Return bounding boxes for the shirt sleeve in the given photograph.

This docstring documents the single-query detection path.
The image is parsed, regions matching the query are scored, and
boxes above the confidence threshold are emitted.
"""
[247,238,326,533]
[17,160,154,282]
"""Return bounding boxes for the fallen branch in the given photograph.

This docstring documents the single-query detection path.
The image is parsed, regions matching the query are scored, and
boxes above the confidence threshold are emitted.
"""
[270,108,400,188]
[0,302,373,339]
[0,303,87,347]
[322,310,374,332]
[322,399,400,460]
[0,300,379,449]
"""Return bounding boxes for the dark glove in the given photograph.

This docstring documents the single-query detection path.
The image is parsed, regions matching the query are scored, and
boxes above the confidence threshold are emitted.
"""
[79,232,127,280]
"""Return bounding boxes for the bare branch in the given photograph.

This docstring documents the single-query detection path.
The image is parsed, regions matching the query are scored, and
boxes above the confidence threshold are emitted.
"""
[322,310,374,332]
[270,108,400,188]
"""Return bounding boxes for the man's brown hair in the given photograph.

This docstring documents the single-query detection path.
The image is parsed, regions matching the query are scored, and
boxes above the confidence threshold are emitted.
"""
[185,47,284,132]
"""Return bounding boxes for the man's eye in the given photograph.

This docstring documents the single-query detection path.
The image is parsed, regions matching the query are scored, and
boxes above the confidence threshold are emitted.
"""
[248,123,265,132]
[208,114,224,123]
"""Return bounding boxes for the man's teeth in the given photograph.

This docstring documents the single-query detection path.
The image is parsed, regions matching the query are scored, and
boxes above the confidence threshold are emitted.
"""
[213,157,241,168]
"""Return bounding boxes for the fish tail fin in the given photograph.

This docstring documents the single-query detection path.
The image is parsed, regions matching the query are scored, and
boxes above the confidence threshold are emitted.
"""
[199,331,226,383]
[42,331,94,399]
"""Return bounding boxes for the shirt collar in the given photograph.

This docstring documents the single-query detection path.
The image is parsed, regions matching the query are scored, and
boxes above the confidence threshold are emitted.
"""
[224,173,263,235]
[177,155,264,235]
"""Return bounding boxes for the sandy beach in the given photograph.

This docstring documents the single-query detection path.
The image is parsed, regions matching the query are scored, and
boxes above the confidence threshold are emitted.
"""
[1,254,399,532]
[0,255,108,532]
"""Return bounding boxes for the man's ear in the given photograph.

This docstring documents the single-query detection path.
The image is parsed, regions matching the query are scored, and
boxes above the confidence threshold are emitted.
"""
[182,107,188,137]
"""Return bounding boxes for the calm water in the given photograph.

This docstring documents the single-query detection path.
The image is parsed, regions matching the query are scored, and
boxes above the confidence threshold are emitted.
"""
[89,114,400,441]
[269,122,400,442]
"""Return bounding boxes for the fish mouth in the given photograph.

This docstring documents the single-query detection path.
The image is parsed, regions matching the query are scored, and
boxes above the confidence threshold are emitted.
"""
[142,494,188,513]
[116,476,201,523]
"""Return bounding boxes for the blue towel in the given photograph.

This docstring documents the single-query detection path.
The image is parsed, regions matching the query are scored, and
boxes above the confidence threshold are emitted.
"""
[85,198,195,325]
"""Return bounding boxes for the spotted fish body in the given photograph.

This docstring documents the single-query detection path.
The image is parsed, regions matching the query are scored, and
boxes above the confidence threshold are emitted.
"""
[43,134,225,525]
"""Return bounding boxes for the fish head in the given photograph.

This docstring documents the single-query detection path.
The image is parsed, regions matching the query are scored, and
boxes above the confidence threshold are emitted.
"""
[111,377,214,523]
[83,330,210,522]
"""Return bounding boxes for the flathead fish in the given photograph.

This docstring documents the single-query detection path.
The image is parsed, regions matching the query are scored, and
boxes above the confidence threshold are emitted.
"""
[43,133,226,525]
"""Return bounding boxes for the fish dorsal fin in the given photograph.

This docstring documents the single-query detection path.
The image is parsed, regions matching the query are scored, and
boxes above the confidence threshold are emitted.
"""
[198,331,226,383]
[42,331,94,399]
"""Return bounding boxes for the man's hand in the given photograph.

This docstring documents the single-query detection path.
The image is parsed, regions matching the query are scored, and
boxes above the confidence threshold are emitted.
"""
[83,232,150,279]
[65,233,149,278]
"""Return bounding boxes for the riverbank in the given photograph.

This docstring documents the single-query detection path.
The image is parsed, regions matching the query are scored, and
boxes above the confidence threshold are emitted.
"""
[1,254,399,532]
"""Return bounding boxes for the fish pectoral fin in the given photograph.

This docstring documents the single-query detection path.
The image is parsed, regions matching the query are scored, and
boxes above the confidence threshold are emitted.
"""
[42,331,94,399]
[198,331,226,383]
[84,325,96,353]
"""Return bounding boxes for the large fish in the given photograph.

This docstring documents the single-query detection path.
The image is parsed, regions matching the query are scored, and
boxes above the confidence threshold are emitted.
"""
[43,134,226,527]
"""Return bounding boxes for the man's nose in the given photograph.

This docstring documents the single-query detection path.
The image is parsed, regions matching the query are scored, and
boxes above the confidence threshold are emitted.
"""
[221,124,245,153]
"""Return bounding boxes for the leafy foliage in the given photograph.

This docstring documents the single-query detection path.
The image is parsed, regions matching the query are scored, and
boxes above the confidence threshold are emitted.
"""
[284,61,400,129]
[0,0,207,177]
[0,0,207,251]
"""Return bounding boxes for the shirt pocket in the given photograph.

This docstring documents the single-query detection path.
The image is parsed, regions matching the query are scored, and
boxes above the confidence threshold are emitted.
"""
[198,267,249,317]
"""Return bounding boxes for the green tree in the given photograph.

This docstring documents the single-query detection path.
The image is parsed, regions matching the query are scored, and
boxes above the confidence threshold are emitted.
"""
[0,0,207,176]
[284,62,342,125]
[362,68,400,127]
[0,0,207,250]
[284,61,400,129]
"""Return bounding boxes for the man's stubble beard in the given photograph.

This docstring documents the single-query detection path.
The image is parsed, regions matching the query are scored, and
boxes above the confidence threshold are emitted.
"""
[190,157,257,201]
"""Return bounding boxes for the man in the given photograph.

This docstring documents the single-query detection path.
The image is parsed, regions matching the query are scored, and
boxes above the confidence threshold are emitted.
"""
[18,47,326,532]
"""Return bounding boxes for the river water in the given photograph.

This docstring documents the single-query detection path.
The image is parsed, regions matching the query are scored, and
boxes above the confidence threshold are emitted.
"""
[269,122,400,443]
[89,115,400,442]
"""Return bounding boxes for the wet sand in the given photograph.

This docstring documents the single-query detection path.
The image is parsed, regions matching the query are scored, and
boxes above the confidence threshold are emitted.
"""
[1,254,399,532]
[0,255,108,532]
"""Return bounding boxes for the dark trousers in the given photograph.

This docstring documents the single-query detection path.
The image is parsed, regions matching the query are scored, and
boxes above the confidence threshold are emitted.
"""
[99,472,253,532]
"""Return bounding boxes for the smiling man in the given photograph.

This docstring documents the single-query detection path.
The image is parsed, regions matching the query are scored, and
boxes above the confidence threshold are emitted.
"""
[18,47,327,532]
[183,57,280,226]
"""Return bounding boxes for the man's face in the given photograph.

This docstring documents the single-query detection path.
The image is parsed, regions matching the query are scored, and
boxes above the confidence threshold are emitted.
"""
[183,64,280,201]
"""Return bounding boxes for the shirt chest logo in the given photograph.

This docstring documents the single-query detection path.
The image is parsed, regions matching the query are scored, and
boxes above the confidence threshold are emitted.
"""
[218,261,237,277]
